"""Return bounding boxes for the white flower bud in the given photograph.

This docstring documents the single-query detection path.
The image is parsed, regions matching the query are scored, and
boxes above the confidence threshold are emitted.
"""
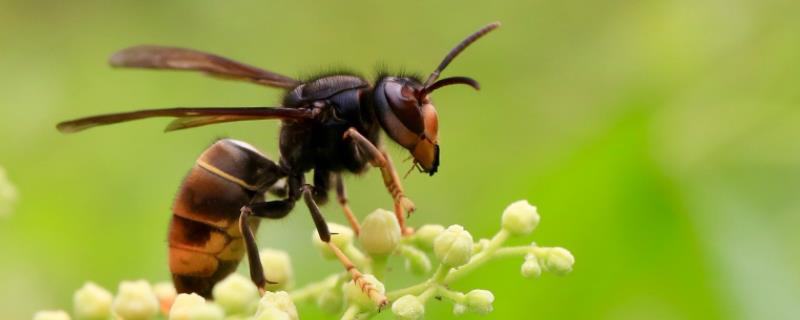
[152,282,177,302]
[311,223,353,260]
[259,248,294,291]
[434,225,474,268]
[316,288,343,314]
[343,274,385,310]
[33,310,71,320]
[112,280,159,320]
[464,289,494,315]
[211,273,259,315]
[73,282,112,320]
[358,209,401,256]
[473,238,491,254]
[168,293,203,315]
[452,304,466,316]
[195,304,224,320]
[391,295,424,320]
[252,307,290,320]
[403,247,432,275]
[414,224,444,250]
[152,282,177,315]
[501,200,540,236]
[542,247,574,275]
[255,291,298,320]
[521,257,542,278]
[168,293,224,320]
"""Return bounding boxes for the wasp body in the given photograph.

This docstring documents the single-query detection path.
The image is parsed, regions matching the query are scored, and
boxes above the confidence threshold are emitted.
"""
[58,22,500,305]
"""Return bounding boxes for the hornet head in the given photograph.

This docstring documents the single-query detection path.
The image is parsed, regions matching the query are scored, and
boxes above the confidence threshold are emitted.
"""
[373,22,500,176]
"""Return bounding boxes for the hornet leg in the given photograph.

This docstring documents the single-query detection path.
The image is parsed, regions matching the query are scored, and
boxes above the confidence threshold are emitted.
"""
[344,127,415,235]
[239,175,301,294]
[302,184,388,308]
[335,174,361,235]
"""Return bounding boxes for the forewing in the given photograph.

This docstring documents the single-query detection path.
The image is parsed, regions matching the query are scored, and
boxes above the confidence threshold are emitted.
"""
[56,107,313,133]
[109,46,301,89]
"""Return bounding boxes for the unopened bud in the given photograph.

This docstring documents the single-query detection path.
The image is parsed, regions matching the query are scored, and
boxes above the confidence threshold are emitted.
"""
[452,303,466,316]
[73,282,112,320]
[168,293,224,320]
[152,282,177,302]
[112,280,159,320]
[211,273,259,315]
[311,223,353,260]
[252,307,291,320]
[403,247,432,275]
[343,274,385,310]
[358,209,401,256]
[391,295,424,320]
[152,282,177,315]
[33,310,70,320]
[473,238,491,254]
[414,224,445,250]
[501,200,540,236]
[464,289,494,315]
[434,225,474,268]
[259,248,294,291]
[542,247,574,275]
[255,291,298,320]
[521,256,542,278]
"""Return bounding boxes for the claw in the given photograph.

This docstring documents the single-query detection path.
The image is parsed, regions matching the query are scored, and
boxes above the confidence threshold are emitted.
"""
[401,197,416,217]
[376,298,389,312]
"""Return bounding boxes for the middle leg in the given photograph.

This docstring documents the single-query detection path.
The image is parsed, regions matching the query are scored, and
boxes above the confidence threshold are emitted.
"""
[301,183,388,308]
[335,173,361,235]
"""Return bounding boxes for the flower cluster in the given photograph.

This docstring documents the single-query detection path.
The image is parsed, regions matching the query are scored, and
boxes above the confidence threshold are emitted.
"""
[33,200,573,319]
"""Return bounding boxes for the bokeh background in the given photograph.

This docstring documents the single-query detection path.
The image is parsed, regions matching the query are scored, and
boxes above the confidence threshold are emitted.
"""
[1,0,799,319]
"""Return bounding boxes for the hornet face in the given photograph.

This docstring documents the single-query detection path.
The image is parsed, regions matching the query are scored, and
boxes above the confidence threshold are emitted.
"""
[374,77,440,175]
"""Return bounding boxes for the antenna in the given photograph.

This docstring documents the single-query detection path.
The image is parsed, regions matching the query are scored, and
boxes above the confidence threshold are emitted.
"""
[422,22,501,89]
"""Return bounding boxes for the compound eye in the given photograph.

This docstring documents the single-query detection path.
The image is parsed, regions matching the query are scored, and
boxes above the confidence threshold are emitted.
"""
[385,82,424,134]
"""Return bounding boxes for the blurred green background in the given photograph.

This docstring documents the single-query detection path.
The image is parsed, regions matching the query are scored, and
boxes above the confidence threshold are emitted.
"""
[1,0,799,319]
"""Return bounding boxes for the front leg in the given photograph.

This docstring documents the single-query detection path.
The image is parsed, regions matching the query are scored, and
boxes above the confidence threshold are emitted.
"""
[344,127,415,235]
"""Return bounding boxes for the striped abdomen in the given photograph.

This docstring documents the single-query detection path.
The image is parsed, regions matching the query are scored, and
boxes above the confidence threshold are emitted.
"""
[168,139,282,297]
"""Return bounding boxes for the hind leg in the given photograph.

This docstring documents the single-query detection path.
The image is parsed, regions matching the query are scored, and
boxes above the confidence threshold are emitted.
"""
[239,174,301,293]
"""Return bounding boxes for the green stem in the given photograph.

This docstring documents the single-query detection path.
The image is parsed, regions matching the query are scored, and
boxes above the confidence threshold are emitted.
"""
[371,255,388,280]
[290,273,343,302]
[444,229,510,284]
[386,281,430,300]
[344,244,370,271]
[432,265,450,283]
[438,286,465,304]
[417,286,438,303]
[493,245,534,258]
